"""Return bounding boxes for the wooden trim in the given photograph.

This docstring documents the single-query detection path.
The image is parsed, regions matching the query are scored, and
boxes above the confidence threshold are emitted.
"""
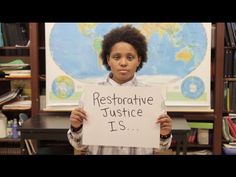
[29,23,40,116]
[213,23,224,154]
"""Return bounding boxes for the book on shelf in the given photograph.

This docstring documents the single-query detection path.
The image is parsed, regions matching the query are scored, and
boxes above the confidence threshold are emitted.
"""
[226,23,235,47]
[188,122,213,129]
[233,51,236,77]
[225,116,236,139]
[223,143,236,148]
[187,128,197,144]
[231,23,236,45]
[223,81,236,112]
[0,23,4,47]
[225,24,230,47]
[0,59,29,68]
[222,118,230,141]
[224,49,233,78]
[223,81,228,112]
[1,23,29,47]
[0,65,28,71]
[188,121,213,145]
[2,100,31,110]
[222,117,236,142]
[1,22,9,46]
[0,59,31,78]
[4,70,31,78]
[0,88,22,107]
[197,129,210,145]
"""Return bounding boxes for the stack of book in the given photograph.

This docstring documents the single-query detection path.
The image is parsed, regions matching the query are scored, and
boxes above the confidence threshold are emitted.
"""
[187,122,213,145]
[4,70,31,79]
[0,59,30,78]
[222,114,236,142]
[2,100,31,110]
[225,23,236,47]
[0,88,22,108]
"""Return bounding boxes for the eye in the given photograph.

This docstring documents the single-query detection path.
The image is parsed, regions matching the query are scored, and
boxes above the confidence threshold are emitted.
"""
[127,55,134,61]
[112,55,120,60]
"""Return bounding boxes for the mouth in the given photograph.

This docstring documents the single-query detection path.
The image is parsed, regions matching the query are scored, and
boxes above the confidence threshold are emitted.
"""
[118,70,129,74]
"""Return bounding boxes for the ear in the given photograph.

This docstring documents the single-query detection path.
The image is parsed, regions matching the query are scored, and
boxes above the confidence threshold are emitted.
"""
[137,57,141,67]
[107,55,110,66]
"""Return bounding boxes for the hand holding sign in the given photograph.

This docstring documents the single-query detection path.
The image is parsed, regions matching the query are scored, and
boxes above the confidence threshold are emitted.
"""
[70,107,87,129]
[157,114,172,136]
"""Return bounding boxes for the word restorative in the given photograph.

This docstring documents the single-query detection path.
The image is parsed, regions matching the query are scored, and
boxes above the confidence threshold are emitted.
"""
[93,92,154,107]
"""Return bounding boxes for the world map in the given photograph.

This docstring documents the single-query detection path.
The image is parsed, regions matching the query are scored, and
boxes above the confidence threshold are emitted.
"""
[50,23,207,80]
[46,23,211,108]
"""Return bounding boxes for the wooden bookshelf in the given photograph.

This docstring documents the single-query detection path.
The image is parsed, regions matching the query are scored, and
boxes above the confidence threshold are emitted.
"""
[0,23,33,154]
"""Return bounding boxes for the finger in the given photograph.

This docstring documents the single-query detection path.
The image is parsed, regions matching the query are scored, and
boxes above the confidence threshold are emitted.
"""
[77,111,87,120]
[160,124,171,129]
[161,122,171,126]
[71,113,84,123]
[71,117,83,128]
[156,117,171,123]
[72,109,87,120]
[73,108,87,117]
[160,125,171,130]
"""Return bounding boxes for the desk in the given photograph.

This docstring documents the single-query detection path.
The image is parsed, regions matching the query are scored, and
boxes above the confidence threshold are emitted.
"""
[172,118,191,155]
[19,114,70,155]
[20,115,190,155]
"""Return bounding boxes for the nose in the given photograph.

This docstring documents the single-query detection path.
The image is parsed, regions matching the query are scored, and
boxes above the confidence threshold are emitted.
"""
[119,58,127,67]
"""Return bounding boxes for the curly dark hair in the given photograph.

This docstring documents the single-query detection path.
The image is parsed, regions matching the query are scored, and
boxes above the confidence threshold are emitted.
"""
[100,25,147,72]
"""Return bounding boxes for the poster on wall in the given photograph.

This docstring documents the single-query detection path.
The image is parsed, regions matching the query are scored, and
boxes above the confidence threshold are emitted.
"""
[45,23,211,111]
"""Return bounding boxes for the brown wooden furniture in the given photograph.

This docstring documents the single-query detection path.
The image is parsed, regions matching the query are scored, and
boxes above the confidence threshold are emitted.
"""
[0,23,34,154]
[19,114,73,155]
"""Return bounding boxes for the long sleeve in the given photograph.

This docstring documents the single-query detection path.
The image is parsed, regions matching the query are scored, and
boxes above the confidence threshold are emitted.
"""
[159,135,172,150]
[158,95,172,150]
[67,127,89,153]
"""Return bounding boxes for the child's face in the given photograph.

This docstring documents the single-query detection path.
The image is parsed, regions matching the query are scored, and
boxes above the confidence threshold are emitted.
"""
[107,42,141,84]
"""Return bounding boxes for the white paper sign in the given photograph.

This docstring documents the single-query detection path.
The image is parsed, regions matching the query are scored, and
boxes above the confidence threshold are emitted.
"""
[82,85,164,148]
